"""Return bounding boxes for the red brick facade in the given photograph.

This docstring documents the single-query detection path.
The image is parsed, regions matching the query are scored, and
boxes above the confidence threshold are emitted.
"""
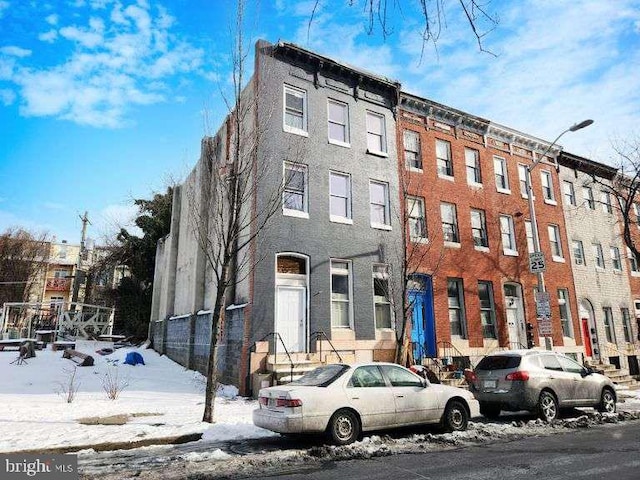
[398,96,582,358]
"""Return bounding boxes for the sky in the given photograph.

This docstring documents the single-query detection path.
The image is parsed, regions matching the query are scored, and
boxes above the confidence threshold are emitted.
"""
[1,0,639,244]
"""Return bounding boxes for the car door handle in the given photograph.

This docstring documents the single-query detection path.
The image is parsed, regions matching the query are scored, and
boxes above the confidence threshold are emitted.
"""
[351,397,360,400]
[396,395,404,398]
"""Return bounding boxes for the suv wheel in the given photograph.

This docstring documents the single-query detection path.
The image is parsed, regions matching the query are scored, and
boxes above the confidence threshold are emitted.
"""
[538,390,559,422]
[597,388,616,414]
[479,401,501,419]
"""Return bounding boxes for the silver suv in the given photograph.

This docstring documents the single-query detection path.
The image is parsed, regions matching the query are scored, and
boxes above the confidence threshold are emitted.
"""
[469,350,616,421]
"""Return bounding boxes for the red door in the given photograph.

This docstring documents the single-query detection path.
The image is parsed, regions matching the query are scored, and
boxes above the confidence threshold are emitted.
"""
[581,318,592,357]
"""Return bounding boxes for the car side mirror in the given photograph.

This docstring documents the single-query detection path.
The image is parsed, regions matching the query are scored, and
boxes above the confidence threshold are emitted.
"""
[582,367,593,377]
[421,377,429,388]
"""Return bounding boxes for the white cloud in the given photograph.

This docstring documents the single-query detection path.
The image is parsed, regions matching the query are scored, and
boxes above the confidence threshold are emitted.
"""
[95,203,141,238]
[46,14,59,25]
[5,1,206,128]
[0,89,15,105]
[1,46,32,58]
[0,1,9,20]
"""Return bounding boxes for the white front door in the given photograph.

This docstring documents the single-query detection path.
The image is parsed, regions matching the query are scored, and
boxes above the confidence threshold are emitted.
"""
[275,286,306,352]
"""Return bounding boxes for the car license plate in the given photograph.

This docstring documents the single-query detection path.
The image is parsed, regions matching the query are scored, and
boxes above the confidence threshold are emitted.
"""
[484,380,497,389]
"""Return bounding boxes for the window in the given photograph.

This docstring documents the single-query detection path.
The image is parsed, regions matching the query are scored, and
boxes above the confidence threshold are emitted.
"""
[366,111,387,154]
[471,209,488,248]
[436,139,453,177]
[603,307,616,343]
[541,171,555,202]
[448,278,466,338]
[331,260,352,328]
[634,204,640,226]
[500,215,517,254]
[380,365,423,387]
[583,186,595,209]
[524,221,535,254]
[557,355,583,374]
[373,265,392,329]
[478,281,497,339]
[494,156,509,192]
[283,85,307,135]
[611,246,622,271]
[548,224,563,259]
[601,191,613,214]
[573,240,586,265]
[558,289,573,338]
[327,99,349,145]
[348,366,386,388]
[404,130,421,170]
[407,197,427,240]
[563,181,576,206]
[518,164,528,197]
[593,243,605,268]
[283,162,308,216]
[540,354,563,372]
[58,245,67,259]
[465,148,481,184]
[369,181,391,228]
[628,248,640,273]
[622,307,633,342]
[441,203,459,243]
[330,172,352,222]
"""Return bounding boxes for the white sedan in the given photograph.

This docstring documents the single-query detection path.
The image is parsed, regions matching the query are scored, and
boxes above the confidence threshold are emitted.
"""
[253,362,480,445]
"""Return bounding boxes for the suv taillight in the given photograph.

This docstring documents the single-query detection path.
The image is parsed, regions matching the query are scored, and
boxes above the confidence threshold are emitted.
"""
[505,371,529,381]
[276,398,303,407]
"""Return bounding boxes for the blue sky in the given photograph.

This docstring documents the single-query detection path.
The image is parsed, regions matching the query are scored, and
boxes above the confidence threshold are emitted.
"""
[1,0,639,244]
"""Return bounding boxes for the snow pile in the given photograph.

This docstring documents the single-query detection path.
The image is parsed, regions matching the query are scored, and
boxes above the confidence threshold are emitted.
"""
[0,341,271,453]
[178,449,231,462]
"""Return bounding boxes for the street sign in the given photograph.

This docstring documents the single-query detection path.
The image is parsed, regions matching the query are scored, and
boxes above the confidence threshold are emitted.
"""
[535,291,551,317]
[537,316,552,335]
[529,251,546,273]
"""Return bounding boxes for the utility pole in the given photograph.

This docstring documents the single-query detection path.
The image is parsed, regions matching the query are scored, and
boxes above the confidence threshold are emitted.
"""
[72,211,92,305]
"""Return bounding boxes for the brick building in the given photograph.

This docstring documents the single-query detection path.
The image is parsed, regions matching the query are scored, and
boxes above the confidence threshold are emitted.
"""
[398,95,583,365]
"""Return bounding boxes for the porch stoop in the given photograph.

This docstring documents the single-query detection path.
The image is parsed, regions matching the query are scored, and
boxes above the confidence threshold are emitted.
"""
[587,362,638,388]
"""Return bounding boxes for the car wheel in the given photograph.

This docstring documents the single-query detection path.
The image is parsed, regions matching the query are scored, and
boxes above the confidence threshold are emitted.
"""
[597,388,616,414]
[442,400,469,432]
[538,390,559,422]
[328,409,360,445]
[479,401,501,419]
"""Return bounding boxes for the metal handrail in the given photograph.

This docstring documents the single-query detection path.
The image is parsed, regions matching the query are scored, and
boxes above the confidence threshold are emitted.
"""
[252,332,295,383]
[310,331,343,363]
[438,340,473,370]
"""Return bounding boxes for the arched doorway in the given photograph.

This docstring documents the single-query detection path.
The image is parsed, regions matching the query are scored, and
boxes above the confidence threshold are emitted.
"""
[503,282,526,349]
[274,253,309,352]
[579,299,600,362]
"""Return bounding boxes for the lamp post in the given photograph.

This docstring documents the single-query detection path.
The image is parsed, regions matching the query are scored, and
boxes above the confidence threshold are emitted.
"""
[525,119,593,348]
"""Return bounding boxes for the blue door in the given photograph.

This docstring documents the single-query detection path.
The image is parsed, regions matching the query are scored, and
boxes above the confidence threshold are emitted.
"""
[409,275,436,361]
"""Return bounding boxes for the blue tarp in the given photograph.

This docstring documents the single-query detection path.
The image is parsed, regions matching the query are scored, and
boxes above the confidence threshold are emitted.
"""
[123,351,145,366]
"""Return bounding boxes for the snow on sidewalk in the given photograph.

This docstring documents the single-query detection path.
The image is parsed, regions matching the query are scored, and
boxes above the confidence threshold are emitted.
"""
[0,341,274,453]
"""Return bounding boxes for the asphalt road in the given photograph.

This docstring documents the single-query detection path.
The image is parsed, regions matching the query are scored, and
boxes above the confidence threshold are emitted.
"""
[237,421,640,480]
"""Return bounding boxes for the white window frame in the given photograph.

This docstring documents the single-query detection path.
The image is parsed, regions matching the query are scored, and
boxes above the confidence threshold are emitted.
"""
[628,247,640,276]
[373,264,393,329]
[407,196,427,242]
[283,84,308,136]
[330,259,353,328]
[563,181,576,206]
[327,99,350,147]
[494,156,510,193]
[518,164,528,198]
[593,243,605,269]
[448,278,467,338]
[369,180,391,230]
[603,306,616,343]
[500,214,517,256]
[441,202,460,245]
[558,288,573,338]
[471,208,488,250]
[541,170,556,204]
[583,186,595,209]
[525,221,535,254]
[282,162,309,218]
[610,246,622,271]
[601,191,613,214]
[436,139,454,179]
[573,240,586,265]
[465,148,482,186]
[478,280,497,339]
[621,307,633,343]
[329,171,352,224]
[404,130,422,171]
[366,111,387,156]
[548,224,564,261]
[634,203,640,227]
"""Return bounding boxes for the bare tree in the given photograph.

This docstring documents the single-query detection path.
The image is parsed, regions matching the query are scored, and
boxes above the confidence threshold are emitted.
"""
[0,228,50,307]
[186,3,304,423]
[308,0,499,58]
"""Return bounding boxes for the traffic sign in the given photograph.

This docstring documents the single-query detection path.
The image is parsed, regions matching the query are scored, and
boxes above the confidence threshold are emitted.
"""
[537,316,552,335]
[535,291,551,317]
[529,251,546,273]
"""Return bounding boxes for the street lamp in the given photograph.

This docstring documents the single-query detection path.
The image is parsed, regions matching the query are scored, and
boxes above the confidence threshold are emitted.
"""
[525,119,593,348]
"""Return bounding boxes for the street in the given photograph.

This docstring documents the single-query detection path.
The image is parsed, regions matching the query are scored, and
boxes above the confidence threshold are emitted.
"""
[236,420,640,480]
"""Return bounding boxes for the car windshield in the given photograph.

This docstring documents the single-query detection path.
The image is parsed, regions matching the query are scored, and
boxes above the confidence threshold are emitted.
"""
[477,355,521,370]
[289,364,349,387]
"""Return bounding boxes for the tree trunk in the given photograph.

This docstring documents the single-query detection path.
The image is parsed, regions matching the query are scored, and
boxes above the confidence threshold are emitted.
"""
[202,282,227,423]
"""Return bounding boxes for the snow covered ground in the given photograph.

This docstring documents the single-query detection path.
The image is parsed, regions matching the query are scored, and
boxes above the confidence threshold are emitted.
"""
[0,341,275,453]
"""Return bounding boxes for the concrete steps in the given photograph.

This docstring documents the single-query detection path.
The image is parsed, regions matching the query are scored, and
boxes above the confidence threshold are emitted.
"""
[587,362,638,388]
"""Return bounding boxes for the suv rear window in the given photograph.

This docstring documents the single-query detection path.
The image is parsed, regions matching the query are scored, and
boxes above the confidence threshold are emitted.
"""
[476,355,521,370]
